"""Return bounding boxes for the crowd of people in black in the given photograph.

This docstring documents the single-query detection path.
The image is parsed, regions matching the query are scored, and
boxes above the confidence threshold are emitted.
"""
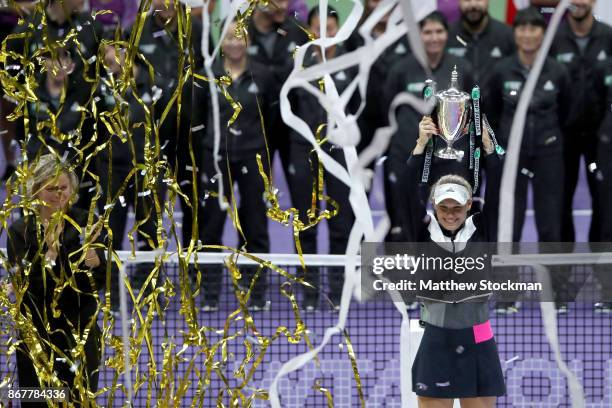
[1,0,611,316]
[1,0,612,405]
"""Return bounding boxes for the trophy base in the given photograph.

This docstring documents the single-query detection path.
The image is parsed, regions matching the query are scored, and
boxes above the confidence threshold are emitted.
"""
[434,147,464,161]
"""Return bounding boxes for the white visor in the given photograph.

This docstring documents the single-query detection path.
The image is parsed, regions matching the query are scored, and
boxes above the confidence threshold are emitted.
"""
[433,183,470,206]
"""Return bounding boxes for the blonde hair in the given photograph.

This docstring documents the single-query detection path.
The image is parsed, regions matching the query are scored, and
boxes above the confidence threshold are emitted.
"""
[429,174,472,203]
[27,154,79,201]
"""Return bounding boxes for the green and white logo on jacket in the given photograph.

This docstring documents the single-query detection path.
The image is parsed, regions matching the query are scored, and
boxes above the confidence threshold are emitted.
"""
[406,82,425,93]
[503,81,522,91]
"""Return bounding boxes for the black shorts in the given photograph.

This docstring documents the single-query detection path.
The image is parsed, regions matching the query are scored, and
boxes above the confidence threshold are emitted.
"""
[412,322,506,399]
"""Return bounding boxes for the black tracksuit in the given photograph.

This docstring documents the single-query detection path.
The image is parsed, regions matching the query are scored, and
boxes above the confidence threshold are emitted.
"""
[6,11,103,208]
[6,10,103,86]
[25,75,93,159]
[447,17,515,89]
[592,58,612,299]
[7,208,108,407]
[25,74,96,209]
[130,15,204,246]
[287,47,357,302]
[550,19,612,242]
[247,18,309,172]
[384,53,474,241]
[95,68,159,252]
[193,61,275,303]
[485,55,574,243]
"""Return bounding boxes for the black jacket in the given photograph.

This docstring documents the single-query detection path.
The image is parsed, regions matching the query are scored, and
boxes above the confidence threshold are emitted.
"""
[6,11,103,87]
[131,16,203,92]
[485,54,573,155]
[404,151,502,303]
[7,208,108,331]
[96,67,156,166]
[592,57,612,155]
[384,53,474,170]
[193,61,275,161]
[550,19,612,132]
[447,17,515,88]
[345,34,411,124]
[26,74,94,160]
[247,18,309,91]
[288,46,358,145]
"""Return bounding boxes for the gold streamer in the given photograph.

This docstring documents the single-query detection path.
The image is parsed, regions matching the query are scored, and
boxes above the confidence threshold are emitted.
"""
[0,0,364,405]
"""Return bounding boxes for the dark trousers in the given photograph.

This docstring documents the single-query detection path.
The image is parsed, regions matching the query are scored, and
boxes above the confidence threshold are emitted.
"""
[356,114,379,172]
[172,149,206,247]
[17,324,101,407]
[268,117,292,177]
[287,142,354,300]
[96,160,159,251]
[97,160,161,299]
[161,83,204,247]
[385,154,412,242]
[199,150,270,302]
[512,150,571,300]
[513,151,564,242]
[597,145,612,300]
[561,129,600,242]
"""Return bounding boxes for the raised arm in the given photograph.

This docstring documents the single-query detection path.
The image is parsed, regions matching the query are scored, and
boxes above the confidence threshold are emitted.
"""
[404,116,436,237]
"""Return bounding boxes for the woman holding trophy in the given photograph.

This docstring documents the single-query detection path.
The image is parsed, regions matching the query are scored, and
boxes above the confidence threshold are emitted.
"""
[384,11,474,242]
[407,113,505,407]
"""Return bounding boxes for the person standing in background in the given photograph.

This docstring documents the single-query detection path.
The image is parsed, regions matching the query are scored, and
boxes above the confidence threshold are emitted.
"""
[486,7,574,313]
[248,0,309,178]
[129,0,204,247]
[193,18,275,312]
[550,0,612,243]
[288,6,357,312]
[448,0,515,89]
[95,41,163,307]
[24,47,98,211]
[3,0,103,183]
[345,0,411,157]
[589,55,612,313]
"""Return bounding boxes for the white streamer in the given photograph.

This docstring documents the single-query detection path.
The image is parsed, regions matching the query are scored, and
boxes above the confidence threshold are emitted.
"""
[269,1,435,407]
[534,265,585,407]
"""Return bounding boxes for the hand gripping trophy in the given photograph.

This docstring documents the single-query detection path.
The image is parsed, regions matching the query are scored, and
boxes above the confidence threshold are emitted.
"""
[421,66,504,192]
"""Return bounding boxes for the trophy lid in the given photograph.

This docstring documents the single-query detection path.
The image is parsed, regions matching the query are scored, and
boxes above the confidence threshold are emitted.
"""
[437,66,470,102]
[450,66,459,89]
